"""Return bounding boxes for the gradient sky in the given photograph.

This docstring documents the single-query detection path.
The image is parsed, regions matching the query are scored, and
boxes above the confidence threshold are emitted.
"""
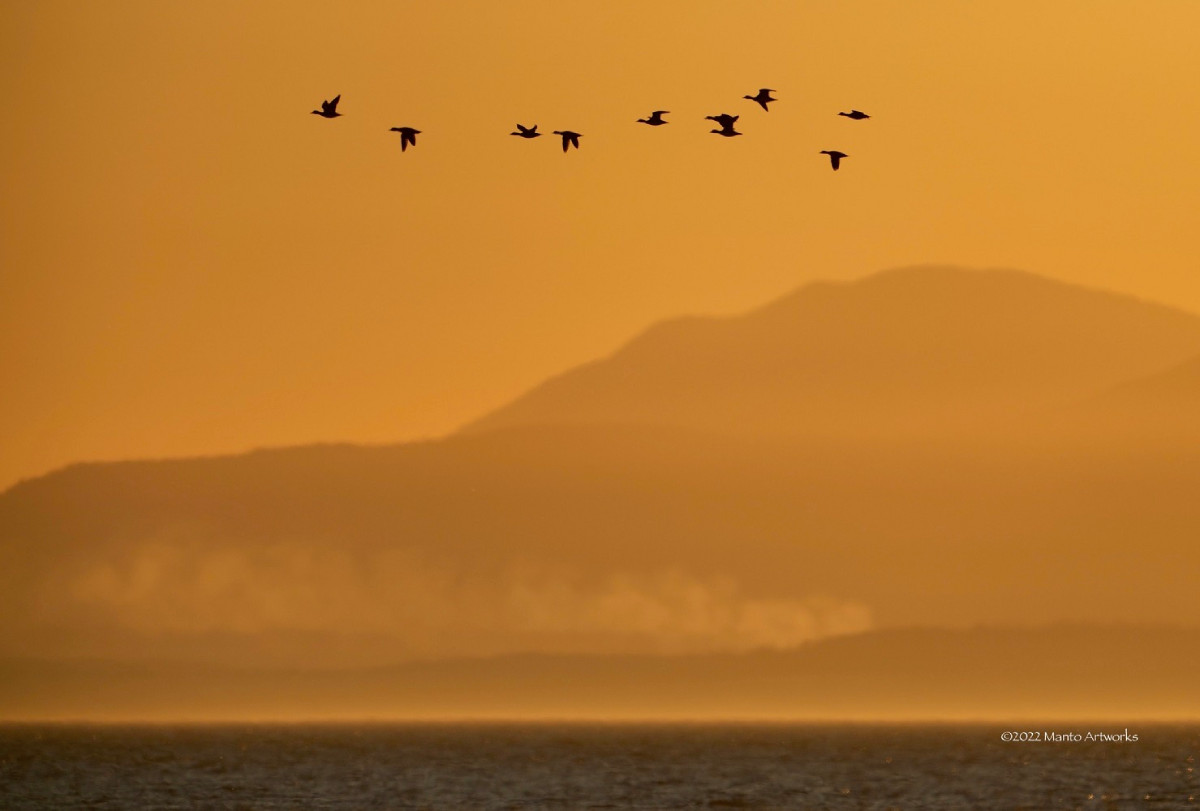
[3,0,1199,489]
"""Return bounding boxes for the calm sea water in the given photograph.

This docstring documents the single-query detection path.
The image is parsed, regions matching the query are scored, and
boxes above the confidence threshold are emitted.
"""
[0,723,1195,809]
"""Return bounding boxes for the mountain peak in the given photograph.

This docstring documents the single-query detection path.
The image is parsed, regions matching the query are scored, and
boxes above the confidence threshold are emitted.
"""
[461,266,1200,439]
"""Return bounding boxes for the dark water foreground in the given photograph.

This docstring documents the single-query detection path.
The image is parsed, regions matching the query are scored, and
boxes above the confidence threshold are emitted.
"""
[0,723,1196,809]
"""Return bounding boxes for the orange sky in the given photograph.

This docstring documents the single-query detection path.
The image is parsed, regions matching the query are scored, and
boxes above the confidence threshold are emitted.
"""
[3,0,1200,489]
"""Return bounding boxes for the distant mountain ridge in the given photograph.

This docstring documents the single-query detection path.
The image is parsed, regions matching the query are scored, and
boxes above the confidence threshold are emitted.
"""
[1082,353,1200,436]
[462,266,1200,438]
[4,265,1200,688]
[3,625,1197,721]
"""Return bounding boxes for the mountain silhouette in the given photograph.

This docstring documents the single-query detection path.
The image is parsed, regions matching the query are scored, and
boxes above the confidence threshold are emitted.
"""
[462,266,1200,440]
[4,266,1200,681]
[3,625,1197,721]
[1093,353,1200,419]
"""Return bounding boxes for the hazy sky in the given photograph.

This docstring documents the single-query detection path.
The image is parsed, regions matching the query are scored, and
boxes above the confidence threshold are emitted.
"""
[3,0,1199,489]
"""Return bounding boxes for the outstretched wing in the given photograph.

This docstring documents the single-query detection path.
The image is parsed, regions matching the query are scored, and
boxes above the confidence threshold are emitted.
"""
[323,95,341,114]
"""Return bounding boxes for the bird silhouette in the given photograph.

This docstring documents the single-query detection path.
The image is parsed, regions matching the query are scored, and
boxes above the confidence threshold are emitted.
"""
[389,127,421,151]
[744,88,776,111]
[311,95,342,118]
[820,150,848,170]
[705,114,741,137]
[511,124,542,138]
[552,130,582,152]
[637,110,670,126]
[838,110,870,120]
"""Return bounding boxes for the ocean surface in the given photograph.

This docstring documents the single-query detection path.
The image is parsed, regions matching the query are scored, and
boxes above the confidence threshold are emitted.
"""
[0,723,1196,809]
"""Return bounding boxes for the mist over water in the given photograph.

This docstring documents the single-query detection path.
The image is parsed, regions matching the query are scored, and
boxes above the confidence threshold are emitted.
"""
[2,723,1196,809]
[61,550,872,656]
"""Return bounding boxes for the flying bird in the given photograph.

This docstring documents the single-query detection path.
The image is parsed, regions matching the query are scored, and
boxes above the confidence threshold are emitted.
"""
[511,124,542,138]
[389,127,421,151]
[637,110,670,126]
[820,150,848,170]
[744,88,776,111]
[838,110,870,120]
[552,130,582,152]
[705,113,739,129]
[705,114,741,137]
[311,95,342,118]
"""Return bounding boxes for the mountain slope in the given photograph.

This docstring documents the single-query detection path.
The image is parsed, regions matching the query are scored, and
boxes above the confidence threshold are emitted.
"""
[5,267,1200,671]
[4,424,1200,668]
[461,266,1200,438]
[3,625,1197,721]
[1085,353,1200,436]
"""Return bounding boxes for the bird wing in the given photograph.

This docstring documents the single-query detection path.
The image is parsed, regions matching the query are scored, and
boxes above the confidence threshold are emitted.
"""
[324,95,340,113]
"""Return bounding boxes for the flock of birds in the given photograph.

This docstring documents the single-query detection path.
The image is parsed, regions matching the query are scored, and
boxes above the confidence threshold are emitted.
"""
[311,89,870,170]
